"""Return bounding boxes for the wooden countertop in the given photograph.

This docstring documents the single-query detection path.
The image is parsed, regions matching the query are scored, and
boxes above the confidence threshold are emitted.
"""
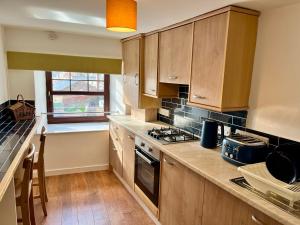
[108,115,300,225]
[0,117,40,201]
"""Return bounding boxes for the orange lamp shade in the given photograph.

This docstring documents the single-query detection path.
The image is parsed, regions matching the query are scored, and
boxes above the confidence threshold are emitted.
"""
[106,0,137,32]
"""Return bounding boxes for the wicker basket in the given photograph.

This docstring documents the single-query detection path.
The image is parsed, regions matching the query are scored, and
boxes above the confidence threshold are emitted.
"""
[9,94,35,121]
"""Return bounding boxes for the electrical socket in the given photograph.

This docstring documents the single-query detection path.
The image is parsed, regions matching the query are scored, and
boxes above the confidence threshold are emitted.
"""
[218,125,231,136]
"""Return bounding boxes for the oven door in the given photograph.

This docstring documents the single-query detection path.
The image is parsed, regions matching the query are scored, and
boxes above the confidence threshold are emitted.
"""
[134,147,160,206]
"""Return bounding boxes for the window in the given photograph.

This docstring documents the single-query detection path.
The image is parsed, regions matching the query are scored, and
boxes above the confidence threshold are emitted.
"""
[46,71,110,124]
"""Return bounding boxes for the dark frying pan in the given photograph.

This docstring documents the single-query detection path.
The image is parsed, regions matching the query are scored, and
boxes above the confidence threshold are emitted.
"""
[266,144,300,184]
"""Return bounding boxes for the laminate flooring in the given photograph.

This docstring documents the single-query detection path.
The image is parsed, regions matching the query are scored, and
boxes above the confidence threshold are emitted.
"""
[33,171,155,225]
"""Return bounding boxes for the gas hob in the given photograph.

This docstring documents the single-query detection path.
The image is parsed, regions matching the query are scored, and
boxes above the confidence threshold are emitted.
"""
[147,127,199,145]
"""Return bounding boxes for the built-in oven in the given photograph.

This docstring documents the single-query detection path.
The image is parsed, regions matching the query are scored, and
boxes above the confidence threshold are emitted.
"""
[134,136,160,206]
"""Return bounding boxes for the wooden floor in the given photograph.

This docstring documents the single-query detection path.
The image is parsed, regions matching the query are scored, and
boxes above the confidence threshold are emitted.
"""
[33,171,155,225]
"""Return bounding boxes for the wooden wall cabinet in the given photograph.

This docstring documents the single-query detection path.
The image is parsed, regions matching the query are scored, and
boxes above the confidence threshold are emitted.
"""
[159,24,193,85]
[144,33,159,97]
[122,36,160,109]
[144,33,179,98]
[159,154,205,225]
[122,37,140,109]
[202,180,283,225]
[189,11,258,111]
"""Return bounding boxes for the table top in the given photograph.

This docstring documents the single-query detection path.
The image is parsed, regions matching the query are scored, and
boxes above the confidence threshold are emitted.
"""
[0,106,38,201]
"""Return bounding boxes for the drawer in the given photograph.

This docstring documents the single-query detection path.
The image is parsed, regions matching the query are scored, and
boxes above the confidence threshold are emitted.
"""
[109,121,124,152]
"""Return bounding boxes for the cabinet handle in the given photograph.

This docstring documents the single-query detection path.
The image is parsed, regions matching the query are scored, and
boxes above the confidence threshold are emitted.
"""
[135,73,139,86]
[150,89,156,92]
[115,137,119,141]
[128,135,134,140]
[251,215,266,225]
[168,76,178,80]
[164,158,175,166]
[192,95,206,99]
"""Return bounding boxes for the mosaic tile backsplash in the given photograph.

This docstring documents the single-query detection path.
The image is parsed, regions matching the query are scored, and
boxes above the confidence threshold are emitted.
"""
[158,85,299,149]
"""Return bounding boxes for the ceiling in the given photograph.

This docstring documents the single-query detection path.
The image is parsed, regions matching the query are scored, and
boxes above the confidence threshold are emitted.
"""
[0,0,299,39]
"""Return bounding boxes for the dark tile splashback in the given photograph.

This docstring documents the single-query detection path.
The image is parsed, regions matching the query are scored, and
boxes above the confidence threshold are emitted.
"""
[159,85,247,136]
[0,100,36,181]
[158,85,300,149]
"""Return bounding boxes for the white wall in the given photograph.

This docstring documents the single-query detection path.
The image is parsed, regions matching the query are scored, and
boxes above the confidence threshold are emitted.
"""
[0,25,8,104]
[4,27,122,59]
[247,2,300,142]
[110,74,126,114]
[34,71,47,116]
[7,70,35,100]
[32,131,109,176]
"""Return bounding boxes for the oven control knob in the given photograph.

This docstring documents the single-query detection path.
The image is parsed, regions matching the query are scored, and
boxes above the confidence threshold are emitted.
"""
[224,152,229,157]
[229,154,233,159]
[148,148,153,152]
[141,142,145,147]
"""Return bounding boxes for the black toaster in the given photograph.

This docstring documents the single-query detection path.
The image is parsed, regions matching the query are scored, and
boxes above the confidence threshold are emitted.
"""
[221,134,270,166]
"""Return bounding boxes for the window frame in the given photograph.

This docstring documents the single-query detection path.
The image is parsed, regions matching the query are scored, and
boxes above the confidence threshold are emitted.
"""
[46,71,110,124]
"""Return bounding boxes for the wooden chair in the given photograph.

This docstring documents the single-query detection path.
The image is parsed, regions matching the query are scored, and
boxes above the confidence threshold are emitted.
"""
[15,144,36,225]
[33,126,48,216]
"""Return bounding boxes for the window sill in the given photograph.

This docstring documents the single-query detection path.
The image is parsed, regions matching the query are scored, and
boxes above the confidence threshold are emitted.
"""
[46,122,109,134]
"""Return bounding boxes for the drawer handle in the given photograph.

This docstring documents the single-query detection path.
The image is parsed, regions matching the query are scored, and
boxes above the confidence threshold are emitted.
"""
[168,76,178,80]
[164,158,175,166]
[128,135,134,140]
[192,95,206,99]
[150,89,156,92]
[135,73,139,86]
[251,215,266,225]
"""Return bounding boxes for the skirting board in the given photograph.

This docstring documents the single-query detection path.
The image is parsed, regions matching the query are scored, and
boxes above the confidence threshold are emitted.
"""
[45,164,109,176]
[113,169,161,225]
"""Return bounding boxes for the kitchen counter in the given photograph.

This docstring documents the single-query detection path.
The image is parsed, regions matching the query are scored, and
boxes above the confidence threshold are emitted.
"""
[0,116,40,201]
[108,115,300,225]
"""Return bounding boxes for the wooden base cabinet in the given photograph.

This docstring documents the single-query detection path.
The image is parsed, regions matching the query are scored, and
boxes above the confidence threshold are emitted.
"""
[158,154,283,225]
[159,154,205,225]
[189,10,259,111]
[109,137,123,176]
[109,122,136,189]
[202,180,283,225]
[122,130,135,189]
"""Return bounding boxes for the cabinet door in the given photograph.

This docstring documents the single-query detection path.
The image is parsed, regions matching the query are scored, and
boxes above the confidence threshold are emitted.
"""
[244,207,283,225]
[189,13,228,108]
[122,130,135,189]
[122,38,140,108]
[144,33,159,97]
[159,24,193,85]
[109,137,123,176]
[159,154,205,225]
[202,180,283,225]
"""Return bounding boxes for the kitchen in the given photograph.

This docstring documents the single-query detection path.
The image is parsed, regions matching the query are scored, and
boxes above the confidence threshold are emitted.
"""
[0,0,300,225]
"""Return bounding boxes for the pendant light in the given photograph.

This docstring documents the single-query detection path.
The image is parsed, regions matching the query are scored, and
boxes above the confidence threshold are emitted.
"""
[106,0,137,32]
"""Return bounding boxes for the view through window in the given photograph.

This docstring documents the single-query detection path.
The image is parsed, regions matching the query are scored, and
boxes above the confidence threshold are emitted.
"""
[46,71,110,123]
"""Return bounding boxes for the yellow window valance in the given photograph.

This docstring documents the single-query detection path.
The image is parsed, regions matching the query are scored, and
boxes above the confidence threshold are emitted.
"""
[6,51,122,74]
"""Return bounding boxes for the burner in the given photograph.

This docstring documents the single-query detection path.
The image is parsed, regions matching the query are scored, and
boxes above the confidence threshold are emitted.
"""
[147,127,199,144]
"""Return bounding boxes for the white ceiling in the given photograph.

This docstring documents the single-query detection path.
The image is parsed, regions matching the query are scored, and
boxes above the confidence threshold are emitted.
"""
[0,0,299,39]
